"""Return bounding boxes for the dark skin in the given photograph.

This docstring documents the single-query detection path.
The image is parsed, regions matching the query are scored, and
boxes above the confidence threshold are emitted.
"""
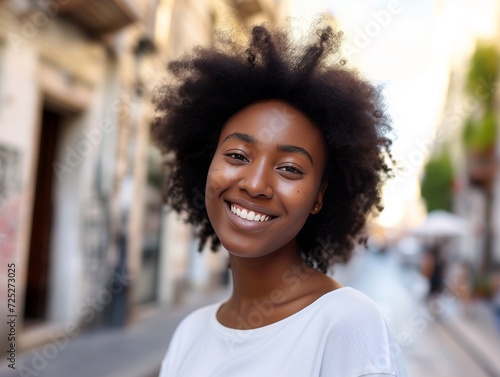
[205,100,342,329]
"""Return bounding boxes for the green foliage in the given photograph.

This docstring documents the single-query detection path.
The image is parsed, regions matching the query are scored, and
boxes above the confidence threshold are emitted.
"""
[466,44,499,106]
[463,111,497,150]
[421,149,454,212]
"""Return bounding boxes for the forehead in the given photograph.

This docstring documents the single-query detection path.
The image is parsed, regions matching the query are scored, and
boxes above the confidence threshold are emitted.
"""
[220,100,325,149]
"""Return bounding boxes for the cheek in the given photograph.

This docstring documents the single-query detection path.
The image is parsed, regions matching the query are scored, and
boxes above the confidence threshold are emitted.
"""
[205,165,222,200]
[205,159,237,199]
[281,184,316,211]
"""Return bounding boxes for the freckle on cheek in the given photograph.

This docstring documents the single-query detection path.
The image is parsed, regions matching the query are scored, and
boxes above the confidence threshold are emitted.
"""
[206,186,218,198]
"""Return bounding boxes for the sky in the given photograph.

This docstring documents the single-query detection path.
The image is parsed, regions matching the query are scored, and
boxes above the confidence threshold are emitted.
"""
[280,0,500,229]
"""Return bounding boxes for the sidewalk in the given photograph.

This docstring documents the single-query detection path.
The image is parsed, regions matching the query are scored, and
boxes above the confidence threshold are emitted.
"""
[439,299,500,376]
[0,287,230,377]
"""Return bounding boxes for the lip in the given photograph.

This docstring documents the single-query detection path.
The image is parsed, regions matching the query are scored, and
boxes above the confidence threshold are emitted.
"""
[223,200,277,231]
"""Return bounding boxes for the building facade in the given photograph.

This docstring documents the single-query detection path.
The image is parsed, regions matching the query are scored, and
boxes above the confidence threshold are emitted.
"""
[427,1,500,280]
[0,0,276,355]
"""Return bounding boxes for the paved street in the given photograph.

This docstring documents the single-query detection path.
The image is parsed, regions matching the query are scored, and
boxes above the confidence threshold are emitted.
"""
[1,250,499,377]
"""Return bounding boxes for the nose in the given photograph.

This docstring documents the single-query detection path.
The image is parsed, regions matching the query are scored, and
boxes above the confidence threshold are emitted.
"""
[238,158,273,198]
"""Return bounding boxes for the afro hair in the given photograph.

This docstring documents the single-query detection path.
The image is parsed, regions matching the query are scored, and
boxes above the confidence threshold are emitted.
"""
[153,23,394,273]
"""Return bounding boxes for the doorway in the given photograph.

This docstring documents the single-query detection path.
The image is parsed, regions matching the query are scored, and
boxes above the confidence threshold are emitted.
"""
[23,107,61,323]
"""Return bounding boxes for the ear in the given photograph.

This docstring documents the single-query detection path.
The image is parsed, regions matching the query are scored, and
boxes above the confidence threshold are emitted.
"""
[311,182,328,214]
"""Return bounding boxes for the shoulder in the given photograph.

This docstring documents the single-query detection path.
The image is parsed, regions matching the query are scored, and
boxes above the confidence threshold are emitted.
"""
[161,302,219,363]
[319,287,391,345]
[173,302,219,337]
[319,287,392,342]
[159,302,221,377]
[297,287,393,346]
[318,287,386,325]
[318,288,407,376]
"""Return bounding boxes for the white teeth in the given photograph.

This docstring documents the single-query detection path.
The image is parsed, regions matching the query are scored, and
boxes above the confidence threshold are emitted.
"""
[230,204,272,222]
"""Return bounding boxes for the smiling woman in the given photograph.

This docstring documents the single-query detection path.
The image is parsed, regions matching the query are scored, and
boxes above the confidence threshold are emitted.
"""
[153,22,407,377]
[205,100,328,261]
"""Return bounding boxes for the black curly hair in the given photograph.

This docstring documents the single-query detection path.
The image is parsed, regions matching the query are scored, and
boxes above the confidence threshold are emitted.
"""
[153,23,394,273]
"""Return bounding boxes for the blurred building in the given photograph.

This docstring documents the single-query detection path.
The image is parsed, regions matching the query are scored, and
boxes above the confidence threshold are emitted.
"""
[0,0,276,354]
[424,1,500,281]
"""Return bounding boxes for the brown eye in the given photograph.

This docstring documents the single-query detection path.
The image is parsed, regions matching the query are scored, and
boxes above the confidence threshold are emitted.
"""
[277,165,304,175]
[225,152,248,162]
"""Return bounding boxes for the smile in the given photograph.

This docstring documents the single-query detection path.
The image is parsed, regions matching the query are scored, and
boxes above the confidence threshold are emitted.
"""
[229,203,273,222]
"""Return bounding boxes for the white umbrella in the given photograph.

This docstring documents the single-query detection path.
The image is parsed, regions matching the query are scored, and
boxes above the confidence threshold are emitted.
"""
[411,210,471,238]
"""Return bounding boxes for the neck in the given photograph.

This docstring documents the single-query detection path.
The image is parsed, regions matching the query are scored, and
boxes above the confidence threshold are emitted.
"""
[227,243,316,306]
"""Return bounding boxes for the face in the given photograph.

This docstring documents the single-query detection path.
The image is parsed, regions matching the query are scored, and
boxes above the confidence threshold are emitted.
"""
[205,100,328,259]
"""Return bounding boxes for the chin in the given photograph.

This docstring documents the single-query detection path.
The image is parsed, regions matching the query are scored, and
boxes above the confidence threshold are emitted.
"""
[218,237,269,259]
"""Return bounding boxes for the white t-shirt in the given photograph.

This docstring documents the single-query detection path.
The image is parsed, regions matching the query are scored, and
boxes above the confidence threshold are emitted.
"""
[159,287,407,377]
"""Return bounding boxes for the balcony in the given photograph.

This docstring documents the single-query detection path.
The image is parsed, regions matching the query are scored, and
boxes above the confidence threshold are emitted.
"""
[57,0,141,35]
[230,0,275,21]
[466,146,497,190]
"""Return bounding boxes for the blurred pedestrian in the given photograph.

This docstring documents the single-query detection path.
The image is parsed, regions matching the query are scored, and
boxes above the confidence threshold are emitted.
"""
[428,244,445,298]
[420,241,448,302]
[153,21,407,376]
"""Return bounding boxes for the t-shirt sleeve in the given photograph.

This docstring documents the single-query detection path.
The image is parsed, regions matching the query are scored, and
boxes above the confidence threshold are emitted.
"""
[319,293,408,377]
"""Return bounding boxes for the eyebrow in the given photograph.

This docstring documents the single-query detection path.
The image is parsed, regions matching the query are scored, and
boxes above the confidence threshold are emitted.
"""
[277,144,313,164]
[223,132,256,145]
[222,132,313,164]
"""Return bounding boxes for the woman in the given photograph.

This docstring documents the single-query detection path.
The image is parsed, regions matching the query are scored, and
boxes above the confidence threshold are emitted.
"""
[154,23,407,376]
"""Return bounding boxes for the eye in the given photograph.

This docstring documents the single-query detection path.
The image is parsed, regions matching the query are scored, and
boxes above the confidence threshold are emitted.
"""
[277,165,304,175]
[224,152,248,162]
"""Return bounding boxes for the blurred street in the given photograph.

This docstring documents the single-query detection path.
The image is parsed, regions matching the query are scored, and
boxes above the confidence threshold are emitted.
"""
[0,287,231,377]
[1,249,500,377]
[334,250,500,377]
[1,1,500,376]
